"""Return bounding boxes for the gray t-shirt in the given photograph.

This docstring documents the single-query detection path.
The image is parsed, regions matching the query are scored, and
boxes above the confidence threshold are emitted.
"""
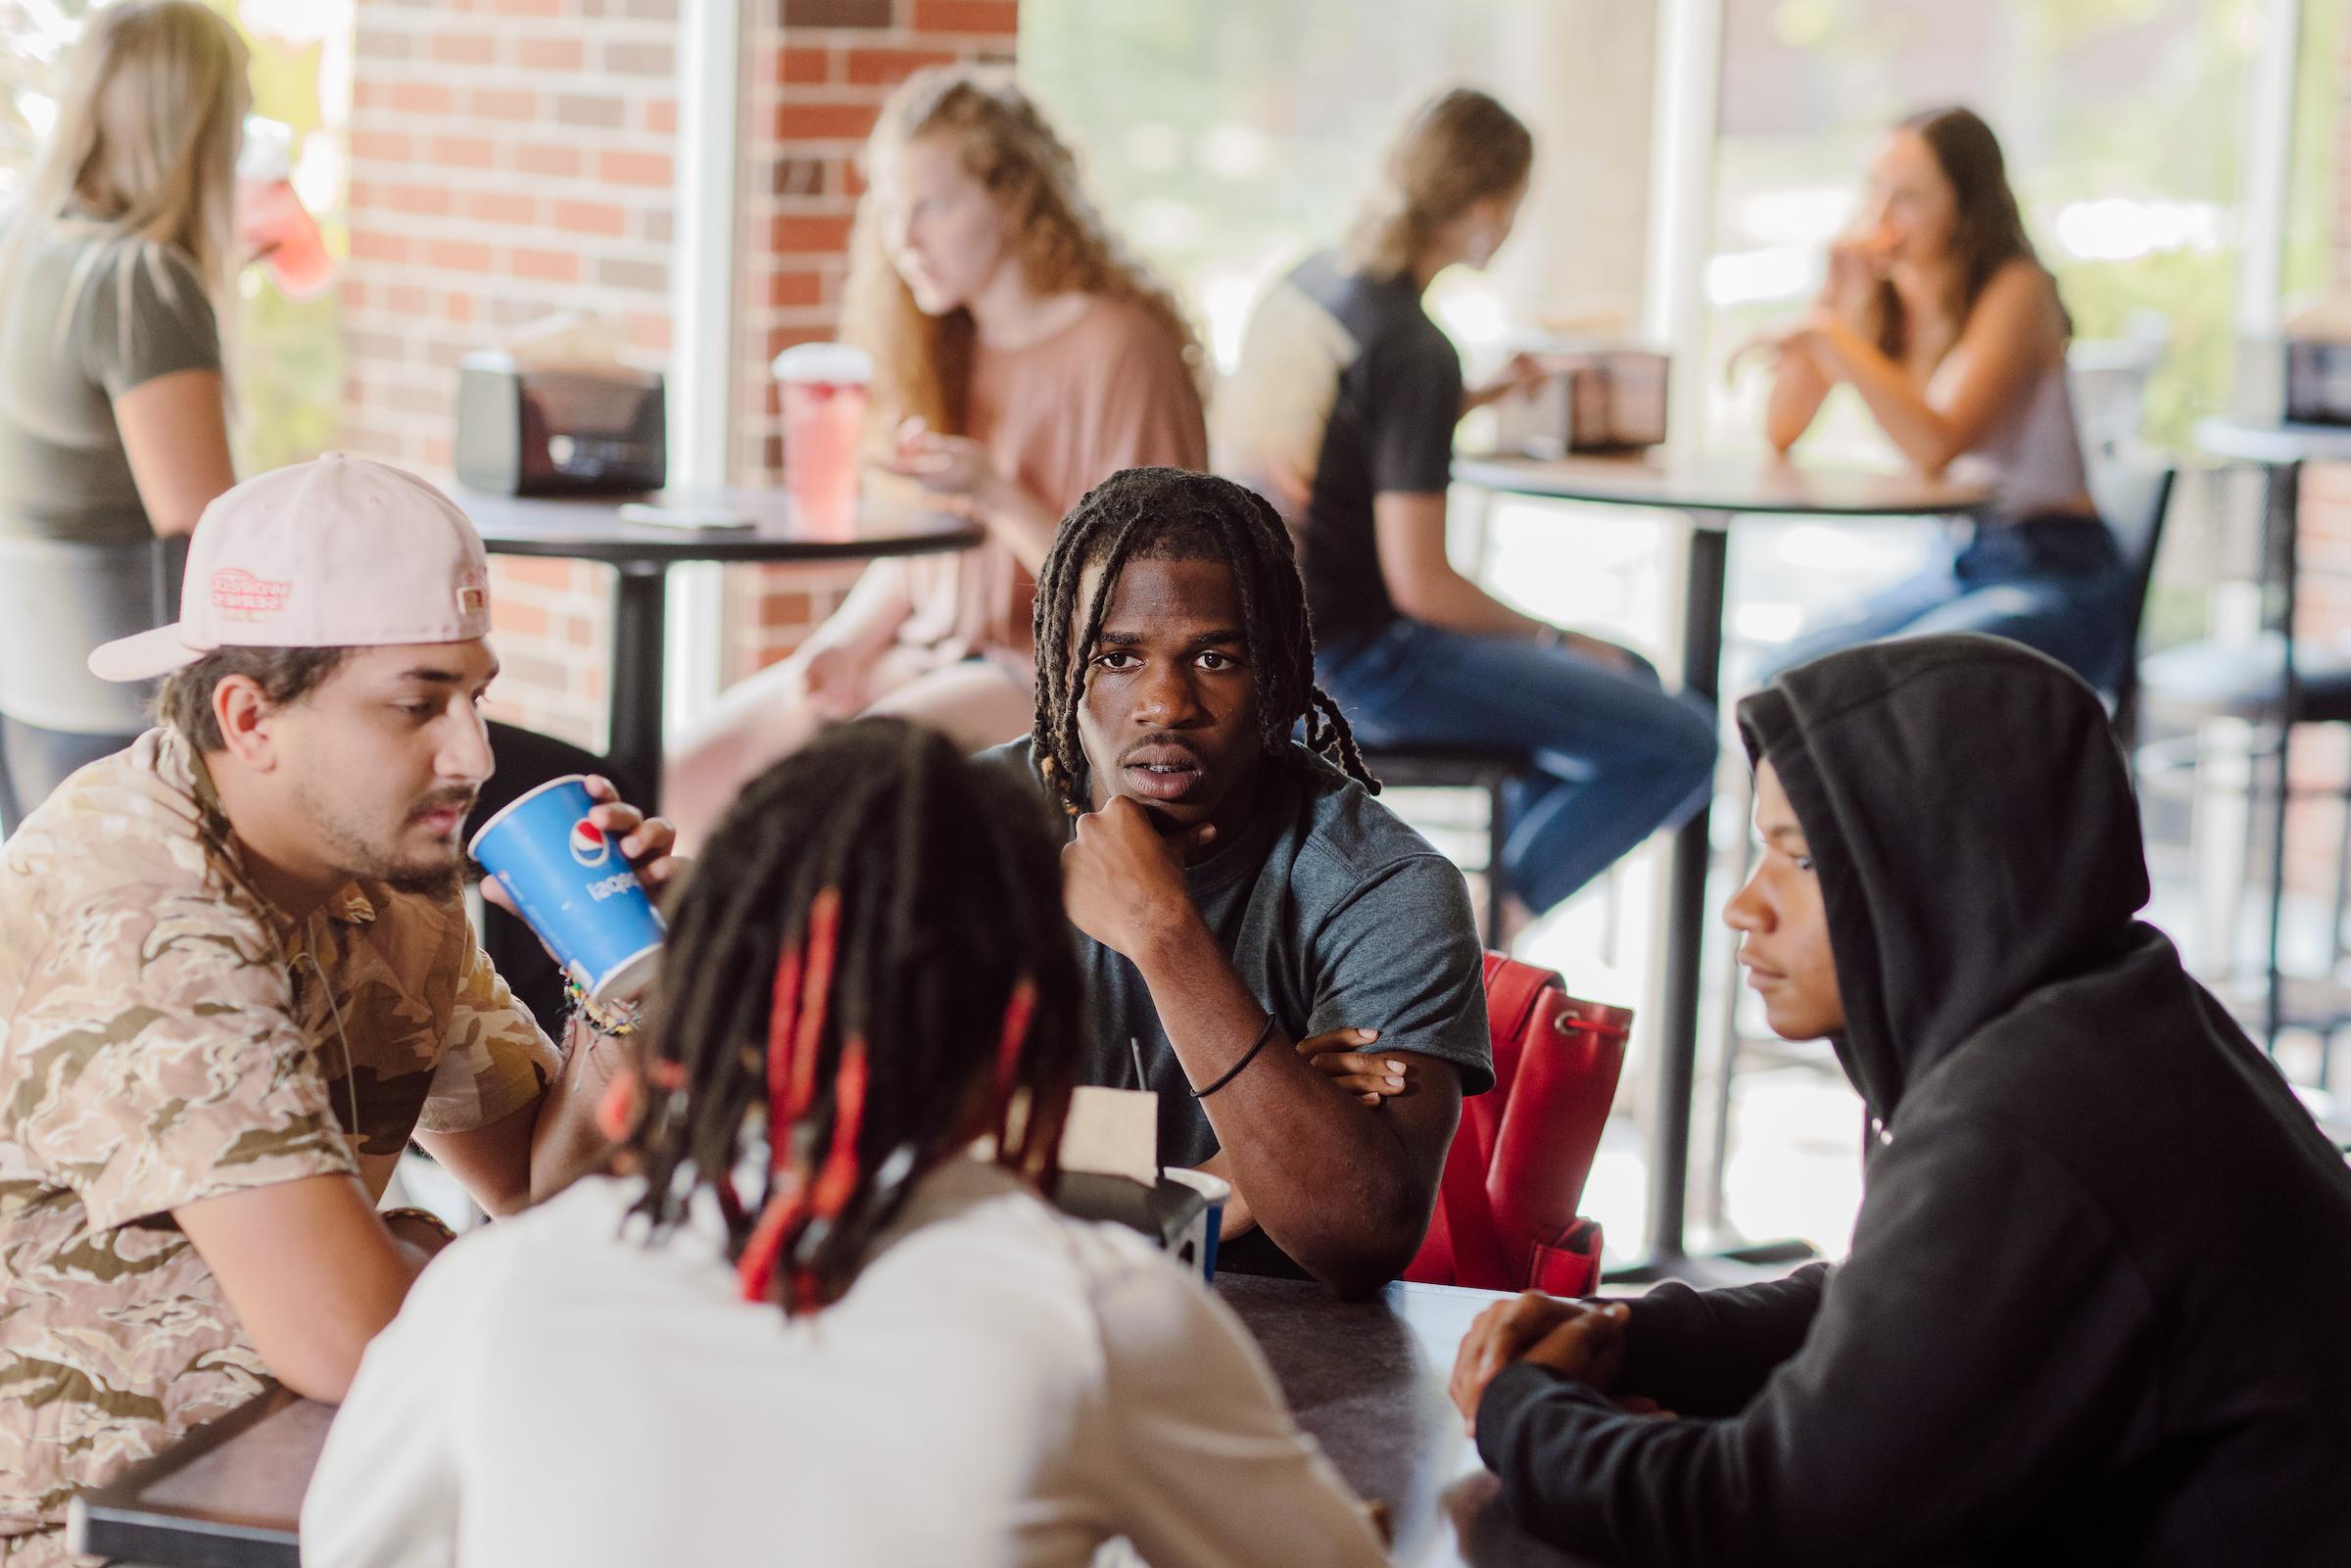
[985,738,1492,1276]
[0,219,221,546]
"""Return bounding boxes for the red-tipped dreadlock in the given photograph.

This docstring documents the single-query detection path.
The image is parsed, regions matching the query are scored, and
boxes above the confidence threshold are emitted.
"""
[622,717,1087,1319]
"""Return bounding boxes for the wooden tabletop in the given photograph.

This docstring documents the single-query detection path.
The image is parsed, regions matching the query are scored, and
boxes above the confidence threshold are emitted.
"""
[447,483,985,566]
[74,1275,1602,1568]
[1454,450,1992,520]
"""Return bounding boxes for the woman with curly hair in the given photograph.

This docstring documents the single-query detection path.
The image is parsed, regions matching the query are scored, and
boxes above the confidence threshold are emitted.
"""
[666,67,1207,848]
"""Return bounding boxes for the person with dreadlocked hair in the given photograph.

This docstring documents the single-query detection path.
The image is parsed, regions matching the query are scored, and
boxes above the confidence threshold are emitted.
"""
[1219,87,1718,936]
[987,466,1490,1298]
[303,717,1390,1568]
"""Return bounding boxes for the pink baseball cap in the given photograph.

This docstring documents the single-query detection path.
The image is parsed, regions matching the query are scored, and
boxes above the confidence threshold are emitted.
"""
[90,454,494,683]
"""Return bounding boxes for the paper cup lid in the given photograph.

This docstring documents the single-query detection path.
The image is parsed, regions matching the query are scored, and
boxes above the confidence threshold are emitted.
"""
[238,116,294,183]
[772,343,873,385]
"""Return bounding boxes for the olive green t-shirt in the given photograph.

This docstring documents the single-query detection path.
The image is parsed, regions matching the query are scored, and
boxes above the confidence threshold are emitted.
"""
[0,220,221,546]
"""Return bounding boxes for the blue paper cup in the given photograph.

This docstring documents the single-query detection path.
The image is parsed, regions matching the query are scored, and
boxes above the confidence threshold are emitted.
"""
[1162,1167,1230,1283]
[467,775,663,1003]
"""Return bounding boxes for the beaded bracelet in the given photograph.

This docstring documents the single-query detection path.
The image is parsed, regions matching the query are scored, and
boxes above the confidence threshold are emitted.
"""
[563,977,642,1039]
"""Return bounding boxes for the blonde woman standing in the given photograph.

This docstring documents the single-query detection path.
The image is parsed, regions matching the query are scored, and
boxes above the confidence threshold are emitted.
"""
[665,67,1208,849]
[0,1,245,828]
[1220,89,1716,932]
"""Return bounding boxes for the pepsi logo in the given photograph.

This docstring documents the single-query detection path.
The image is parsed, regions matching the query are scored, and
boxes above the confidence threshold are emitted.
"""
[568,818,610,869]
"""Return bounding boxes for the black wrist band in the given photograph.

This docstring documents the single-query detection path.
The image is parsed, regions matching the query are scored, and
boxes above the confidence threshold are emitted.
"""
[1188,1013,1278,1100]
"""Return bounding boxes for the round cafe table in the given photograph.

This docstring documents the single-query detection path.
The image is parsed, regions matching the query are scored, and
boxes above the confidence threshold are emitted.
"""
[450,486,984,809]
[1451,451,1991,1278]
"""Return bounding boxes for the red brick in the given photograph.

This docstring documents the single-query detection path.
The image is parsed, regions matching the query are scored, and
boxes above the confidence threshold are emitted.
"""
[512,247,582,283]
[445,293,475,324]
[426,238,496,271]
[461,190,539,225]
[383,182,454,216]
[470,88,539,121]
[489,0,563,14]
[910,0,1017,32]
[770,214,854,253]
[843,46,955,85]
[388,284,430,313]
[646,98,679,135]
[767,270,827,308]
[772,101,878,141]
[553,199,629,237]
[386,81,456,116]
[513,143,583,178]
[350,229,412,263]
[555,93,628,130]
[429,135,498,169]
[429,31,498,66]
[349,128,411,163]
[516,36,587,71]
[494,601,552,639]
[780,46,833,84]
[598,149,673,186]
[501,558,587,592]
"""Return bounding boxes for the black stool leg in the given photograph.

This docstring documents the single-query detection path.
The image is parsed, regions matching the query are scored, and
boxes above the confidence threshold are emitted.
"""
[1485,776,1509,944]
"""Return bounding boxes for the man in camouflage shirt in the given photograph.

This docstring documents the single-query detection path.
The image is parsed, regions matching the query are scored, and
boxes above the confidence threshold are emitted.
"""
[0,457,674,1563]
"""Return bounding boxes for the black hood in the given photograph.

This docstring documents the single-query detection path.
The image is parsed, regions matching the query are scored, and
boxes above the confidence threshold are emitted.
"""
[1736,635,2149,1120]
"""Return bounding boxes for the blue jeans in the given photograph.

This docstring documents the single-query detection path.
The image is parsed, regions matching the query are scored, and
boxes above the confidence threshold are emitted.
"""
[1767,516,2131,689]
[1319,621,1718,915]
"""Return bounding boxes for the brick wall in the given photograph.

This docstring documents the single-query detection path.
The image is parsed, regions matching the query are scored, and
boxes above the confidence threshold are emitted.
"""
[338,0,1018,750]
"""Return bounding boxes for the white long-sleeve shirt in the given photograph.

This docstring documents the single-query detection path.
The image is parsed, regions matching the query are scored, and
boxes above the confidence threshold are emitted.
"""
[301,1162,1388,1568]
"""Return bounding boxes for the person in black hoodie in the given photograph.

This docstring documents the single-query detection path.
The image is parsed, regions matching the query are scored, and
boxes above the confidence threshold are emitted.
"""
[1450,633,2351,1567]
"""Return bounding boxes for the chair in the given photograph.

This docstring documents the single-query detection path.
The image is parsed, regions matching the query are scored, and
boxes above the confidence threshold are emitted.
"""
[2092,456,2177,751]
[466,723,646,1037]
[1403,952,1629,1296]
[2135,459,2351,1060]
[1360,743,1521,941]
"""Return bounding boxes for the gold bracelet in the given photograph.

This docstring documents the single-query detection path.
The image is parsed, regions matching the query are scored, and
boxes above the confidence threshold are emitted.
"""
[382,1205,458,1245]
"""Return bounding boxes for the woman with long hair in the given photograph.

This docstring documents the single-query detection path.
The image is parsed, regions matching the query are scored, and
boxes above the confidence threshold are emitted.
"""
[302,720,1388,1568]
[665,67,1208,850]
[0,0,245,824]
[1219,88,1717,935]
[1744,107,2127,685]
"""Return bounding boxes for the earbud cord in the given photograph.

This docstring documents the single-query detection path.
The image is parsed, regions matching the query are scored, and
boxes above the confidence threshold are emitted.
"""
[291,948,361,1143]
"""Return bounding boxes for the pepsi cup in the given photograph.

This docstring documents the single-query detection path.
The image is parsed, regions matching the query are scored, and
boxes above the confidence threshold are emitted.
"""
[1162,1168,1231,1283]
[467,775,663,1003]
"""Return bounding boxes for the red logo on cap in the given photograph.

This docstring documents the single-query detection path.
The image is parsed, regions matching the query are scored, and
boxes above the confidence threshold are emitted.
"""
[456,568,487,618]
[211,568,293,622]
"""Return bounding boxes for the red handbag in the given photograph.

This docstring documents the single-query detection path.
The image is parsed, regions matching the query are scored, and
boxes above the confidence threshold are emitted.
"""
[1404,954,1630,1297]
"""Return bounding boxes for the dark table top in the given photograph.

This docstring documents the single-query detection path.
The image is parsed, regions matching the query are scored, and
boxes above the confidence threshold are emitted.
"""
[73,1275,1600,1568]
[1454,450,1991,520]
[447,483,985,567]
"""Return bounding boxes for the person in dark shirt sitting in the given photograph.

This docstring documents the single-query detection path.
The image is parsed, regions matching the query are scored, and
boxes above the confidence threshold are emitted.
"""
[987,465,1491,1296]
[1451,634,2351,1567]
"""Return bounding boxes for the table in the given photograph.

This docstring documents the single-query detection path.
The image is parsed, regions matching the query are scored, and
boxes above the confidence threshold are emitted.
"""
[71,1276,1602,1568]
[455,487,984,807]
[1451,451,1992,1275]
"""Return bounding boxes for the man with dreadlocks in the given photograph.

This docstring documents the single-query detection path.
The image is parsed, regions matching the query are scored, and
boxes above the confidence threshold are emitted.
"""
[995,465,1490,1297]
[303,719,1391,1568]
